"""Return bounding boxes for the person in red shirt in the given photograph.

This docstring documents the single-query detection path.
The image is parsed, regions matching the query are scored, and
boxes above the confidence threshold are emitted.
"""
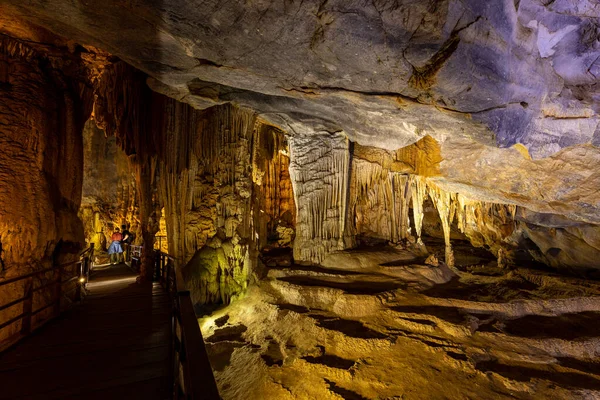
[108,227,124,264]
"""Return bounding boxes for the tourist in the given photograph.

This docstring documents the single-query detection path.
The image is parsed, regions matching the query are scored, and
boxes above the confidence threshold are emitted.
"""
[108,227,123,265]
[120,224,132,261]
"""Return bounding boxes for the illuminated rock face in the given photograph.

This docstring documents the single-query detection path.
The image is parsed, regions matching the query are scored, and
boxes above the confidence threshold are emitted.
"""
[0,3,599,397]
[0,33,94,342]
[0,0,597,275]
[79,120,141,252]
[3,1,599,187]
[0,37,86,272]
[202,253,600,399]
[157,103,296,305]
[289,132,351,264]
[0,0,599,304]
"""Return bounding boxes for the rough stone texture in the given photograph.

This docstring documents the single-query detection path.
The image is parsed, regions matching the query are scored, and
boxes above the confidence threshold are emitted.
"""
[0,2,599,273]
[153,102,296,305]
[348,159,413,243]
[0,31,97,344]
[289,132,351,264]
[2,0,599,226]
[203,248,600,399]
[79,119,141,253]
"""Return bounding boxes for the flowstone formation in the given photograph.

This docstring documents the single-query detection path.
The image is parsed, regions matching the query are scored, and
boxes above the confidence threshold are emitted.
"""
[0,27,112,344]
[289,133,351,264]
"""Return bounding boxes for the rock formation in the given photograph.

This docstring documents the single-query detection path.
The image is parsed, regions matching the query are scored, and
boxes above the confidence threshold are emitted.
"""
[0,1,599,397]
[0,29,98,342]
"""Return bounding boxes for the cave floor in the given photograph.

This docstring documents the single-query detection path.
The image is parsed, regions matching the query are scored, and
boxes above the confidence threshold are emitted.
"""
[201,245,600,400]
[0,264,171,400]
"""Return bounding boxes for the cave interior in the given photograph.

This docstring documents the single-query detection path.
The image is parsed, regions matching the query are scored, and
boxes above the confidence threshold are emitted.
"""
[1,1,600,399]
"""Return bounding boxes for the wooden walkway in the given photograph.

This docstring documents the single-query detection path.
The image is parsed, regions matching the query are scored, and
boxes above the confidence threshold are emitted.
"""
[0,263,171,399]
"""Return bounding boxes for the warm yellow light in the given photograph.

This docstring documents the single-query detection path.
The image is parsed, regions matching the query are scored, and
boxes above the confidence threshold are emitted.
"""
[79,277,86,283]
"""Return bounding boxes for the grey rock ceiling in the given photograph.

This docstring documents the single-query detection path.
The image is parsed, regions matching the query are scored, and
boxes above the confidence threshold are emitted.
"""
[2,0,599,221]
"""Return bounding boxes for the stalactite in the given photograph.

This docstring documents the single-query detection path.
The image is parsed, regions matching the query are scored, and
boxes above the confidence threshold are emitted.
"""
[155,102,297,305]
[411,175,428,246]
[426,181,456,268]
[347,157,517,268]
[423,180,517,267]
[348,159,413,243]
[451,192,517,265]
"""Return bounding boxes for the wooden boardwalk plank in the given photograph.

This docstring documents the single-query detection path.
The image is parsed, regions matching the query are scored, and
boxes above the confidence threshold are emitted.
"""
[0,263,172,400]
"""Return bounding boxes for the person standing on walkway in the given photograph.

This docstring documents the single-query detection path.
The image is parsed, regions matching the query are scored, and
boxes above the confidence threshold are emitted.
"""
[108,227,123,265]
[120,224,132,262]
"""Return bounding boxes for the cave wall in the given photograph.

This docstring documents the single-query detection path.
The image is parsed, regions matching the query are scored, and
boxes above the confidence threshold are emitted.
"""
[5,0,599,244]
[0,6,597,324]
[346,143,600,272]
[159,103,257,305]
[0,35,92,343]
[252,123,296,250]
[0,37,89,269]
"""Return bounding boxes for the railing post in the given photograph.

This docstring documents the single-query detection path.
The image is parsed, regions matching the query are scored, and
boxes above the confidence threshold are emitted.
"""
[165,258,171,291]
[89,243,95,277]
[20,276,33,335]
[54,267,62,317]
[153,251,161,282]
[75,261,82,302]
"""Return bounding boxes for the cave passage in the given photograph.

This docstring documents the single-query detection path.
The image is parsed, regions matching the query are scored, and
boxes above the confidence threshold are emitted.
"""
[1,2,600,400]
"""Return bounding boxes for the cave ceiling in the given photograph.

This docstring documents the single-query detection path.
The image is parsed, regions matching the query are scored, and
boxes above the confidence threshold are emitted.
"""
[1,0,599,223]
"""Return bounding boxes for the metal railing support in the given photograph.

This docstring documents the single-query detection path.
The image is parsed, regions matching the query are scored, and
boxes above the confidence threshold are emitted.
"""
[0,245,95,351]
[154,251,220,400]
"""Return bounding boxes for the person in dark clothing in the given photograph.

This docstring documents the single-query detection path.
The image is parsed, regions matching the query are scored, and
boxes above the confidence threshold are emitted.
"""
[120,224,132,262]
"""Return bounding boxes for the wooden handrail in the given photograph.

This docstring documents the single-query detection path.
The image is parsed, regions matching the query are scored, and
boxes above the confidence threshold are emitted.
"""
[0,244,95,351]
[154,250,220,400]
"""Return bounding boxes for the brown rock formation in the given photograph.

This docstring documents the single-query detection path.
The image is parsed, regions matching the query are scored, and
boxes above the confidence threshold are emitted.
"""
[80,119,140,254]
[0,31,98,342]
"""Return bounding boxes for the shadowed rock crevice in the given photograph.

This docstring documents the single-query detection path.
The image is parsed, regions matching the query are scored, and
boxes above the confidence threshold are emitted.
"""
[475,360,600,391]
